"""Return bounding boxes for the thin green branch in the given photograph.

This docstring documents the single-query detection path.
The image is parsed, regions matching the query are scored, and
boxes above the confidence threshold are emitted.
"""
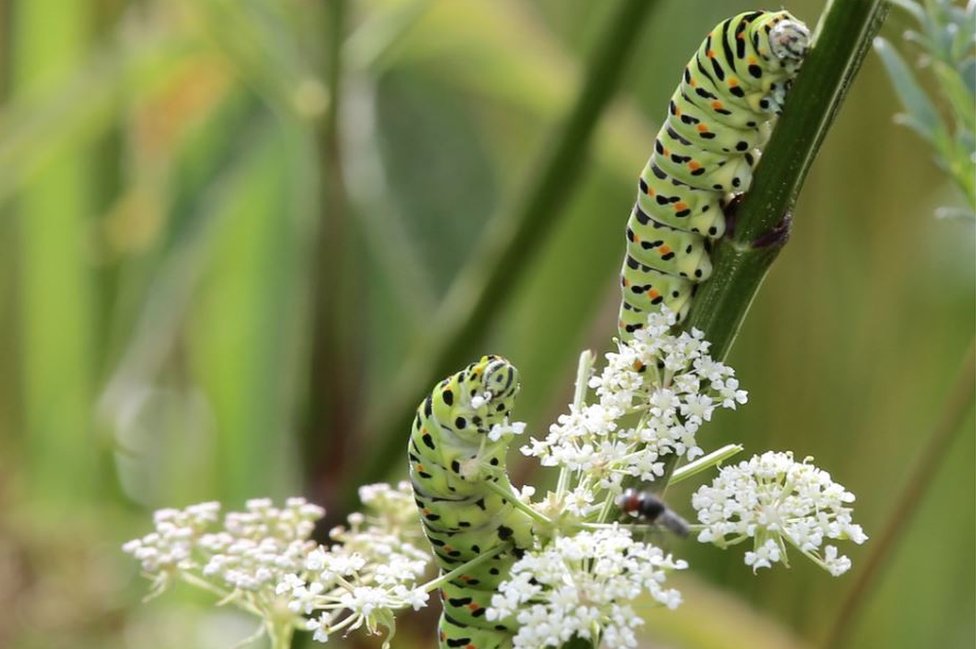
[684,0,889,359]
[348,0,660,505]
[822,338,975,649]
[423,543,510,593]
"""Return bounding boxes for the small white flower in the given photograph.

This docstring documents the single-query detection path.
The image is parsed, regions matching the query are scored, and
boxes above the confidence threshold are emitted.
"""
[488,420,527,442]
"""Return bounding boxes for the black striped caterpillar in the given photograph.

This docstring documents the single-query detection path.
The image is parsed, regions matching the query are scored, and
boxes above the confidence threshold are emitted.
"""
[408,355,536,649]
[618,10,810,339]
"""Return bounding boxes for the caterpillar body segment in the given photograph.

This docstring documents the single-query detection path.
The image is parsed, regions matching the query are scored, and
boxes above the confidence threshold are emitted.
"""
[619,10,810,340]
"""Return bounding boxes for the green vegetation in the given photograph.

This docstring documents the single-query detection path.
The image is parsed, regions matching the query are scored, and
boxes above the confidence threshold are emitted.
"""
[0,1,971,648]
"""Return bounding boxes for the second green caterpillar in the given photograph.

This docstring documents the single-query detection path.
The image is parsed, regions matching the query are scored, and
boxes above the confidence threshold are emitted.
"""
[618,10,810,339]
[408,355,536,649]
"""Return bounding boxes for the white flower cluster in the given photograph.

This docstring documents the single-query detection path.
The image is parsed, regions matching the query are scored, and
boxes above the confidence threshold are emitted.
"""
[487,526,687,649]
[123,497,323,598]
[285,482,432,645]
[123,483,433,648]
[692,451,868,576]
[523,310,746,492]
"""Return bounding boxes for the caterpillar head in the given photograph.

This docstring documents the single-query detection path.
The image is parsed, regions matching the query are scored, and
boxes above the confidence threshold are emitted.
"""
[754,11,810,72]
[767,13,810,67]
[468,355,520,427]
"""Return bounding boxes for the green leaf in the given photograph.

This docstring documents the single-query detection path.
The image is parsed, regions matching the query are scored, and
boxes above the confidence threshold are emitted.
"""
[873,36,946,145]
[887,0,926,23]
[932,59,976,131]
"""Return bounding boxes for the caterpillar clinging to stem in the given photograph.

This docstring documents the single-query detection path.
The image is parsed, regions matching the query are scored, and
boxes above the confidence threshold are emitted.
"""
[618,10,810,339]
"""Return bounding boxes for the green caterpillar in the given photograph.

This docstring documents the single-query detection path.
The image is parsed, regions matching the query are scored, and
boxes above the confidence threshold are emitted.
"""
[408,355,536,649]
[619,10,810,339]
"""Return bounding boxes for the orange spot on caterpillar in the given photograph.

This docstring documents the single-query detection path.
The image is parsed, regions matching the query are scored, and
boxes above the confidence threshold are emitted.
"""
[728,78,739,86]
[697,124,709,133]
[706,49,716,58]
[416,464,425,472]
[674,106,681,116]
[749,56,757,64]
[423,508,431,515]
[711,100,724,110]
[648,289,661,300]
[648,186,656,196]
[675,202,688,211]
[633,233,641,243]
[662,148,670,157]
[658,246,672,255]
[688,161,702,171]
[622,278,630,287]
[632,360,646,371]
[468,603,480,611]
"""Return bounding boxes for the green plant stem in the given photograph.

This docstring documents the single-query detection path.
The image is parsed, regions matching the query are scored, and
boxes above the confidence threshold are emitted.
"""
[306,0,362,514]
[684,0,889,359]
[423,543,510,593]
[821,337,975,649]
[348,0,660,506]
[268,620,295,649]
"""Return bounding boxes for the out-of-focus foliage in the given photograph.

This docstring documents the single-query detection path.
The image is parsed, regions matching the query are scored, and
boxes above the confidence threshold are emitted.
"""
[874,0,975,219]
[0,1,971,649]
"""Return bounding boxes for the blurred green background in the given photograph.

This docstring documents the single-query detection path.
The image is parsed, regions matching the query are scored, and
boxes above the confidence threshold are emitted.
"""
[0,0,972,648]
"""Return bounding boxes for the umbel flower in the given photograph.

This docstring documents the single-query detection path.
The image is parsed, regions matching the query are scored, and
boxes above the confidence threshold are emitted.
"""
[523,310,747,493]
[692,451,868,575]
[122,483,433,648]
[487,526,687,649]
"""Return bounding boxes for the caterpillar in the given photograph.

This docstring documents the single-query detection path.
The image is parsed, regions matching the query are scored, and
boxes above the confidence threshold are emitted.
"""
[408,355,536,649]
[617,488,691,538]
[618,10,811,339]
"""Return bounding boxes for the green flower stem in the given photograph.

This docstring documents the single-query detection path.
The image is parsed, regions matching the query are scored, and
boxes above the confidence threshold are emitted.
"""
[557,351,597,498]
[669,444,744,485]
[684,0,889,359]
[822,337,976,649]
[482,479,553,528]
[267,619,296,649]
[178,573,265,619]
[351,0,660,506]
[423,543,510,593]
